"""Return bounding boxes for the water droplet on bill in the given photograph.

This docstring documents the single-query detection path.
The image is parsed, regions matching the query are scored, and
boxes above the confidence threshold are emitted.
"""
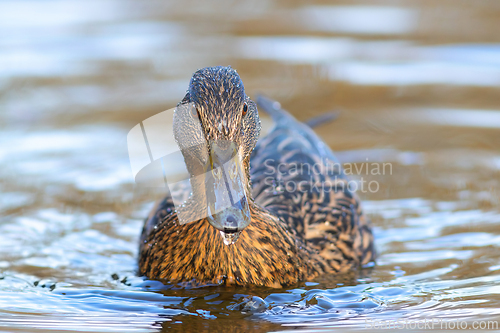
[219,230,241,245]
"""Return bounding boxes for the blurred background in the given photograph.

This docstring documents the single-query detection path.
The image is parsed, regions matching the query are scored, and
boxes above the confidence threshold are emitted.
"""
[0,0,499,332]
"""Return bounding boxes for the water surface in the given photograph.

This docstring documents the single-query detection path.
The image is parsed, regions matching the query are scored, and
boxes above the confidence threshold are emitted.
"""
[1,0,499,332]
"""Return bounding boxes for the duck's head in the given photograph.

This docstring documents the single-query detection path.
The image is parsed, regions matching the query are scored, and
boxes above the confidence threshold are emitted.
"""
[173,66,261,242]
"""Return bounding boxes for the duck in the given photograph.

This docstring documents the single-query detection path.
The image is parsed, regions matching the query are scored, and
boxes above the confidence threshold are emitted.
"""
[138,66,375,288]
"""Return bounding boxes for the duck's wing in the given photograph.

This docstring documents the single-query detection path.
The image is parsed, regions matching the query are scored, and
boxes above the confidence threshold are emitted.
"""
[250,94,346,198]
[250,95,375,268]
[254,95,344,172]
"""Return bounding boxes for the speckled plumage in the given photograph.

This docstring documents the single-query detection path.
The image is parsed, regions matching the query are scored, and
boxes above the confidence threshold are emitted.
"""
[138,66,375,288]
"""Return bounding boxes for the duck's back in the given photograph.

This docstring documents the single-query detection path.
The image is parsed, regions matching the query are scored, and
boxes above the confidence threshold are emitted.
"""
[250,96,375,270]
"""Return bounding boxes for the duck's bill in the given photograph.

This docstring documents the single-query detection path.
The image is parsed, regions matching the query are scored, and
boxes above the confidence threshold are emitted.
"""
[204,140,251,235]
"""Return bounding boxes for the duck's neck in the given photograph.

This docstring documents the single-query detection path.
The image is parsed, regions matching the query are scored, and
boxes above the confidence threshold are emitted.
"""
[242,156,284,228]
[144,160,325,288]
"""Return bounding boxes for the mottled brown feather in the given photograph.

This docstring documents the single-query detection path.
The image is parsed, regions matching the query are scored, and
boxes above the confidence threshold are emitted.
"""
[138,66,375,288]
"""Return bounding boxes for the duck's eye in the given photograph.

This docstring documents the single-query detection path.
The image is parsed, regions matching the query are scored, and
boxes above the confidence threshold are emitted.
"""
[242,103,248,117]
[190,106,199,120]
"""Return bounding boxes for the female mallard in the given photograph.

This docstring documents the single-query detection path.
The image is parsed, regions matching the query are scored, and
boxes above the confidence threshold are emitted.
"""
[139,66,374,288]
